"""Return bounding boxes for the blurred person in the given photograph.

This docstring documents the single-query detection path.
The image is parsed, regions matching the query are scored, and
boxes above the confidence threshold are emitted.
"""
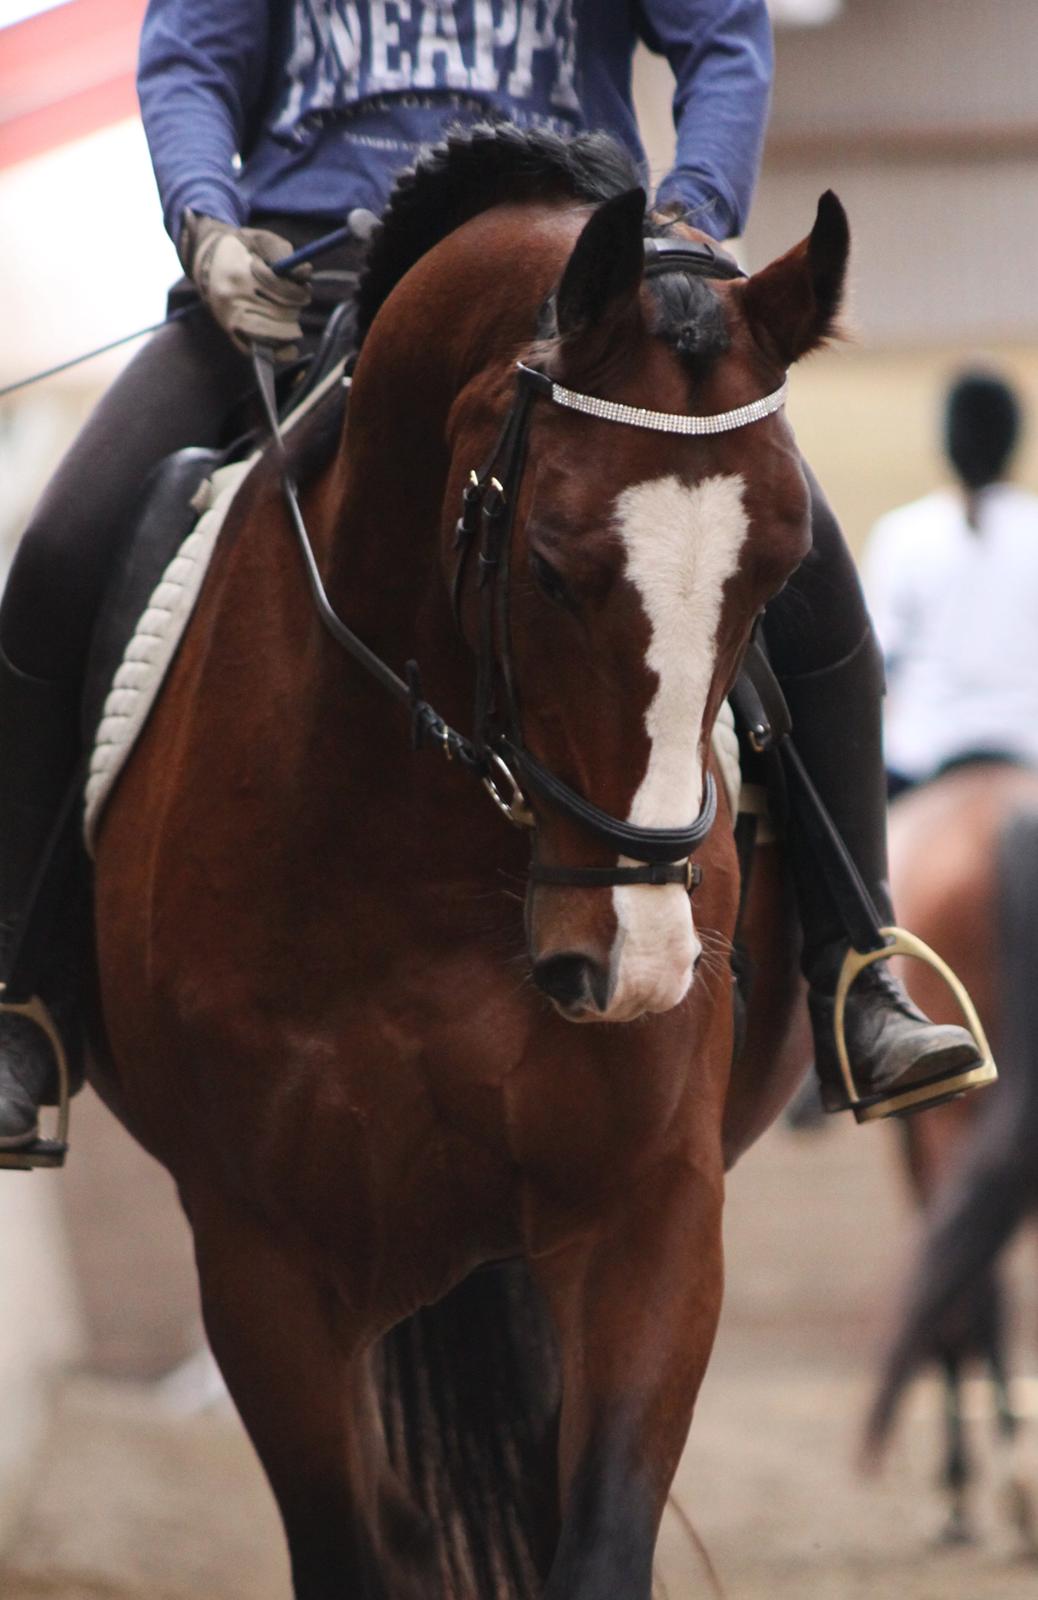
[0,0,980,1155]
[864,370,1038,796]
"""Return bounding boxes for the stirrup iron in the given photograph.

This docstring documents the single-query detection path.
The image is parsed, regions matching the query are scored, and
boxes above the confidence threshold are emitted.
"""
[833,927,998,1124]
[0,990,70,1169]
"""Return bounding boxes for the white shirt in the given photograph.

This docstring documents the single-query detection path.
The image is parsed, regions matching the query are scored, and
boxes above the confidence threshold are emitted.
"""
[862,483,1038,781]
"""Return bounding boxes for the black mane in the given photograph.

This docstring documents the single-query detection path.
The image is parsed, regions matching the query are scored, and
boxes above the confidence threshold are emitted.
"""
[356,122,638,339]
[355,122,728,364]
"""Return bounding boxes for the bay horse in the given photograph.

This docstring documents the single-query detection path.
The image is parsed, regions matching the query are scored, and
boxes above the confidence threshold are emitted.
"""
[89,127,843,1598]
[863,762,1038,1547]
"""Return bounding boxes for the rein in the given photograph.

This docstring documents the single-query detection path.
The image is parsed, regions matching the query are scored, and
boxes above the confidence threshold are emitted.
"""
[256,236,784,893]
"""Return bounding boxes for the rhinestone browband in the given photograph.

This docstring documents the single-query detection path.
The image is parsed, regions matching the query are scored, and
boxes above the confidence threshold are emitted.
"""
[516,363,788,437]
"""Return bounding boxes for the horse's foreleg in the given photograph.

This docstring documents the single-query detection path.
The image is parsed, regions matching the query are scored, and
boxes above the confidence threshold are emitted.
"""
[938,1353,973,1545]
[988,1326,1038,1553]
[189,1191,411,1600]
[531,1159,724,1600]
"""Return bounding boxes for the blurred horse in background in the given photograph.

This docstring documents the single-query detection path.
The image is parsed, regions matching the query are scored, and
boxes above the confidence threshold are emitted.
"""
[863,760,1038,1549]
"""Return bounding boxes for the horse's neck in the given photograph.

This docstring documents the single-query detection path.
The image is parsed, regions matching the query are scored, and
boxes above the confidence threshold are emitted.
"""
[323,219,540,640]
[284,349,510,885]
[272,238,544,886]
[315,301,508,739]
[310,397,460,729]
[327,393,450,662]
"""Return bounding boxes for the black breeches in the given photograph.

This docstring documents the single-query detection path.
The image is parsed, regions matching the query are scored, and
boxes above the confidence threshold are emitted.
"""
[762,461,874,680]
[0,311,253,681]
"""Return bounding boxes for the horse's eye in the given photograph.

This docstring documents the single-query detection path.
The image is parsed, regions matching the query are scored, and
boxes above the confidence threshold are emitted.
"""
[531,551,575,611]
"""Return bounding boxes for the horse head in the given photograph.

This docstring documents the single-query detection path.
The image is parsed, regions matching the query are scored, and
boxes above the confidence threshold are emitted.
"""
[351,131,849,1025]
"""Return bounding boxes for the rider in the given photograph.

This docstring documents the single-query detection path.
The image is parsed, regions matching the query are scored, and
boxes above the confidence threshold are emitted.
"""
[0,0,983,1153]
[864,370,1038,795]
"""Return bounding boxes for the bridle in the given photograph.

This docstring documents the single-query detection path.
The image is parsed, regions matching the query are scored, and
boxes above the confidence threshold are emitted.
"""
[255,234,786,894]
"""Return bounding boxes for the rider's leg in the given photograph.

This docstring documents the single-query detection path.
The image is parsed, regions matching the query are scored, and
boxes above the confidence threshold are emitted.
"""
[0,309,252,1147]
[762,465,983,1120]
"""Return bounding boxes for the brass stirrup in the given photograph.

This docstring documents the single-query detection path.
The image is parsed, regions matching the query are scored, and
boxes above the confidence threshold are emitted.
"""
[833,926,998,1124]
[0,991,70,1170]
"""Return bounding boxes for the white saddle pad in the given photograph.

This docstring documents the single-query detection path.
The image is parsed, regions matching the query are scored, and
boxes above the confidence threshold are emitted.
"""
[85,362,751,854]
[84,452,254,853]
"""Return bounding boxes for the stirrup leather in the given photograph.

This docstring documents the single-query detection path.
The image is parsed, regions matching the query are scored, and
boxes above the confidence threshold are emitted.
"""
[833,927,998,1124]
[0,990,70,1169]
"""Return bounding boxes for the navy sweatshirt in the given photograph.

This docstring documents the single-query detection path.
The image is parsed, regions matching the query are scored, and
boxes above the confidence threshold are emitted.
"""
[138,1,772,249]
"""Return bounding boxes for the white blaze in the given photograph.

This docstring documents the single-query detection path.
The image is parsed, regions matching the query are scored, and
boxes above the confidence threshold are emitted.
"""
[609,473,750,1018]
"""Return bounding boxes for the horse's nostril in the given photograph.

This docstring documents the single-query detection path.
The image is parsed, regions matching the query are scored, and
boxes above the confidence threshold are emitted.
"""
[532,952,611,1013]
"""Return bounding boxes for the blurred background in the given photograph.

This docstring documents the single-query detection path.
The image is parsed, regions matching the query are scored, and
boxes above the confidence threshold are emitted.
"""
[1,2,1037,1596]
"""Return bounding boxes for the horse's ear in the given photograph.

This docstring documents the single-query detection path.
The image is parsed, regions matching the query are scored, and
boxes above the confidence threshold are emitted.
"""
[740,191,849,366]
[555,186,646,338]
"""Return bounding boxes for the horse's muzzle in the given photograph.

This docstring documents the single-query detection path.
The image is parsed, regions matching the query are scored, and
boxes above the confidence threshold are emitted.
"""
[531,950,614,1019]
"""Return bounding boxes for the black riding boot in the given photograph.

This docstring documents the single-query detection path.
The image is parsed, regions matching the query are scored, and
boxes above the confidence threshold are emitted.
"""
[0,646,81,1149]
[779,628,988,1122]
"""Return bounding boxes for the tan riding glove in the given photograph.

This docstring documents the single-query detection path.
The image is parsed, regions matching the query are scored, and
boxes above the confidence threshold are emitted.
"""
[180,211,312,362]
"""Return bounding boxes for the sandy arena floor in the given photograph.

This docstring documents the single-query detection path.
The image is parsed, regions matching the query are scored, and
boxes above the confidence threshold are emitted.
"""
[2,1115,1036,1600]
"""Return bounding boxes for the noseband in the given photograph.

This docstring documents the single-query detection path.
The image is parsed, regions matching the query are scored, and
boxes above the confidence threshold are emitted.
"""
[258,236,785,894]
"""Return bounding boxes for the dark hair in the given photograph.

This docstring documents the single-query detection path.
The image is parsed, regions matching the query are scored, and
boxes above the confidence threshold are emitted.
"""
[943,370,1022,490]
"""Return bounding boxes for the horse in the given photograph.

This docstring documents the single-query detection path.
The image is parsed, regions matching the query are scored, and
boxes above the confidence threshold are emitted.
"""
[87,126,844,1599]
[862,760,1038,1548]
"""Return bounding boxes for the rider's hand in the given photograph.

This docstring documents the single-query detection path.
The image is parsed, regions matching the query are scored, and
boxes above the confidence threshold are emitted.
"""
[180,211,312,362]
